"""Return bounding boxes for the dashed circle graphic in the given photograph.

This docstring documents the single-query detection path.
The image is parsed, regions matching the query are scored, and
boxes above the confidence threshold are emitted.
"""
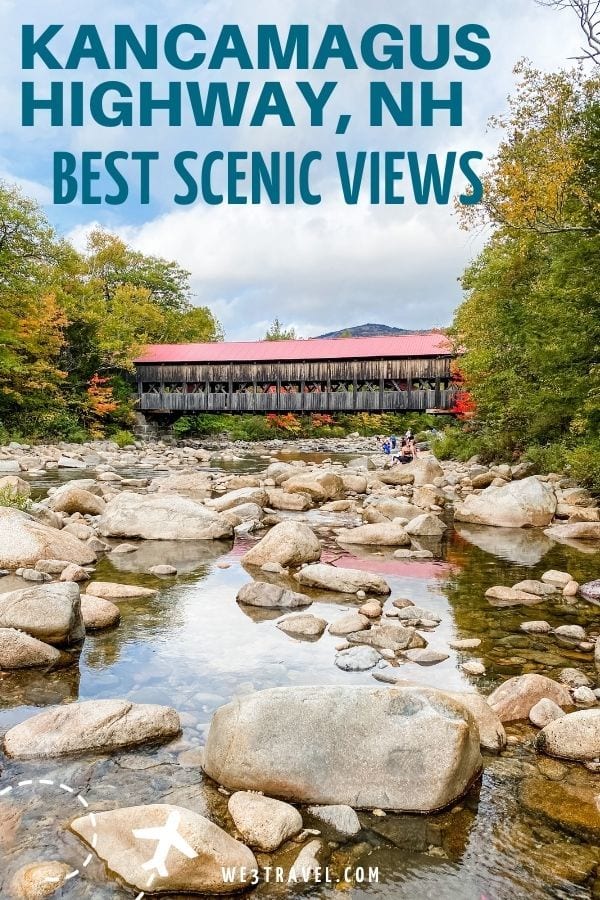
[0,777,145,899]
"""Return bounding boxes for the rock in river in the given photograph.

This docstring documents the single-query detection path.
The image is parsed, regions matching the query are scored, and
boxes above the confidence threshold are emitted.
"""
[228,791,302,851]
[49,486,106,516]
[10,861,72,899]
[0,627,61,669]
[580,580,600,602]
[98,492,233,541]
[0,507,96,569]
[335,522,410,547]
[535,709,600,761]
[307,804,361,836]
[277,613,327,638]
[454,476,557,528]
[487,674,571,723]
[3,699,180,759]
[236,581,312,609]
[295,563,390,595]
[81,595,121,630]
[335,646,381,671]
[86,581,157,600]
[203,685,482,813]
[242,520,322,568]
[0,582,84,646]
[71,804,256,894]
[545,522,600,543]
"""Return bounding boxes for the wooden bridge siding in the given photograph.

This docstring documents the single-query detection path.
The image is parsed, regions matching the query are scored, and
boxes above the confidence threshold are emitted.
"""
[139,388,451,413]
[136,356,452,385]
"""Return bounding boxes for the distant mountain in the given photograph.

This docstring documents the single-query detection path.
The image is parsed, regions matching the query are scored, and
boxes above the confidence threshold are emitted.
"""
[317,324,413,339]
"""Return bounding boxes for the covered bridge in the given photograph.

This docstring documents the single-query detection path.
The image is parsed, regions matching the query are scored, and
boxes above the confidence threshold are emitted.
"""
[134,333,455,415]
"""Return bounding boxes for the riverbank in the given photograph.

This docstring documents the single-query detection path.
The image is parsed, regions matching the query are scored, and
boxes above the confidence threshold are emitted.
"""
[0,438,599,897]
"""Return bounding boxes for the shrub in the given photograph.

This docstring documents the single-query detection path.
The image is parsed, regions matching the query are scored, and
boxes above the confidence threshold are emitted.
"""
[566,438,600,495]
[0,488,31,511]
[110,429,136,448]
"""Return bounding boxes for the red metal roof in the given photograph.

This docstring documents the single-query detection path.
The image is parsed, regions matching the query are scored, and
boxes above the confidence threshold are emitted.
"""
[135,333,452,364]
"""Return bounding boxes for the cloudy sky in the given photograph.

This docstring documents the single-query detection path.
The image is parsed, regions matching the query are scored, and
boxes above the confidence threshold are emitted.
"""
[0,0,584,339]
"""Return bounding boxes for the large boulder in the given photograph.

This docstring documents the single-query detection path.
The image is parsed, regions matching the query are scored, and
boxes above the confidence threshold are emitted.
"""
[372,676,506,752]
[487,674,571,722]
[335,522,410,547]
[203,685,482,813]
[405,514,447,537]
[266,488,312,511]
[208,487,269,513]
[535,709,600,761]
[71,805,256,894]
[398,456,444,486]
[0,627,61,669]
[228,792,302,851]
[282,472,344,501]
[0,582,84,646]
[294,563,390,595]
[0,507,96,569]
[454,477,557,528]
[3,699,180,759]
[98,492,233,541]
[241,521,321,568]
[236,582,312,609]
[49,486,106,516]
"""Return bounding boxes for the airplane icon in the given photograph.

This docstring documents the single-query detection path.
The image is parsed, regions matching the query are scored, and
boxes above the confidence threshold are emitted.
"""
[133,810,198,878]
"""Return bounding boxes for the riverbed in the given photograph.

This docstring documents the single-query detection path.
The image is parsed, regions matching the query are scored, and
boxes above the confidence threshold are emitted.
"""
[1,450,599,899]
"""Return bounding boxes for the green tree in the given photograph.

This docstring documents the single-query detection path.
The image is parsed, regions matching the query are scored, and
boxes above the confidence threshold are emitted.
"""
[264,317,297,341]
[453,66,600,489]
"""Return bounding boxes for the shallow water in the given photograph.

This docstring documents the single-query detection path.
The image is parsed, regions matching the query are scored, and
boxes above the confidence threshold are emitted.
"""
[1,455,600,899]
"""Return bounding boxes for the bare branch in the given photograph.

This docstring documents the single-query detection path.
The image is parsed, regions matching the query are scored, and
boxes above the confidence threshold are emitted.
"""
[536,0,600,62]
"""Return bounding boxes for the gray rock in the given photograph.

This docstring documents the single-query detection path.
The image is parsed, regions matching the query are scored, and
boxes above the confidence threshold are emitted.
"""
[307,804,361,836]
[335,646,381,671]
[242,521,322,568]
[573,686,597,706]
[347,624,426,654]
[329,612,370,636]
[3,699,180,759]
[580,580,600,602]
[228,792,302,851]
[237,582,312,609]
[277,613,327,638]
[535,709,600,761]
[295,564,390,596]
[71,804,256,893]
[0,507,96,569]
[529,698,566,728]
[554,625,586,641]
[203,685,482,813]
[0,627,61,669]
[455,477,557,528]
[0,582,84,646]
[86,581,157,600]
[402,648,449,665]
[487,674,571,722]
[81,595,121,631]
[520,621,551,634]
[150,564,178,576]
[98,492,233,541]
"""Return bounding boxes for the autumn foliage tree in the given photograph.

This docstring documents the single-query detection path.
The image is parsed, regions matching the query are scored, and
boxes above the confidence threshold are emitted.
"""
[0,184,223,440]
[451,64,600,488]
